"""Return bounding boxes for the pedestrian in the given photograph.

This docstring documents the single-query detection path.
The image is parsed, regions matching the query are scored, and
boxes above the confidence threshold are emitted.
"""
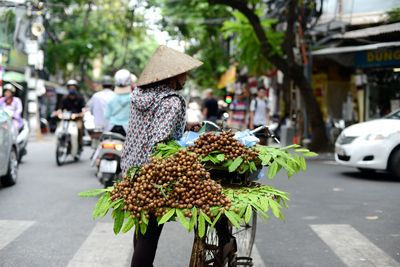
[202,88,219,122]
[86,76,115,130]
[228,93,248,130]
[104,69,132,136]
[120,45,202,267]
[249,87,270,144]
[0,83,23,131]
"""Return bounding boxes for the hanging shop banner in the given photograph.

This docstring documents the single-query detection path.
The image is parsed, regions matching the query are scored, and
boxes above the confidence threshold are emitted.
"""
[355,47,400,68]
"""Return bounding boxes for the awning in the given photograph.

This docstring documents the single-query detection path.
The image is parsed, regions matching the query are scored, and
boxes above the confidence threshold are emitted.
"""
[312,41,400,56]
[332,22,400,39]
[2,71,25,82]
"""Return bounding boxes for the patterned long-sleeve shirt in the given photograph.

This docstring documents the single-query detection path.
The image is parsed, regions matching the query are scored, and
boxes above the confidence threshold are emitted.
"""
[121,84,186,173]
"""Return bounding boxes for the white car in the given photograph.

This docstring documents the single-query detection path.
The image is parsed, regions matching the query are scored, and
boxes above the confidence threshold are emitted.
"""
[335,109,400,178]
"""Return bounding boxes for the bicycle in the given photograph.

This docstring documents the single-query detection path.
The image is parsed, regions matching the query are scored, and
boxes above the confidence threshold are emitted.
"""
[189,124,279,267]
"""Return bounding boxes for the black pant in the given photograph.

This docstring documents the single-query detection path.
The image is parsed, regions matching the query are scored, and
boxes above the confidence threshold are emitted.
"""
[131,216,163,267]
[110,125,126,137]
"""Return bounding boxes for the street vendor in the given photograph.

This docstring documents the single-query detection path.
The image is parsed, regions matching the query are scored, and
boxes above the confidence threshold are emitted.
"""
[120,45,203,267]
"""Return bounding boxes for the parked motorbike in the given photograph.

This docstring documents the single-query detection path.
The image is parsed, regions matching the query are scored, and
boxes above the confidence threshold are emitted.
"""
[91,131,125,187]
[54,111,81,166]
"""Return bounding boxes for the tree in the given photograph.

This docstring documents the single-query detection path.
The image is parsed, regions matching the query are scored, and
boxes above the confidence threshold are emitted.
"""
[44,0,153,84]
[148,0,231,88]
[207,0,328,151]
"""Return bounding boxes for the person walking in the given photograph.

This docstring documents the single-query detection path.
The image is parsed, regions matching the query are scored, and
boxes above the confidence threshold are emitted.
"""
[120,45,202,267]
[249,87,270,144]
[104,69,132,136]
[202,88,219,122]
[87,76,115,130]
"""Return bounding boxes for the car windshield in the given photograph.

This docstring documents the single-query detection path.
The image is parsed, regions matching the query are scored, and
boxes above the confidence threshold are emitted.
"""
[384,109,400,119]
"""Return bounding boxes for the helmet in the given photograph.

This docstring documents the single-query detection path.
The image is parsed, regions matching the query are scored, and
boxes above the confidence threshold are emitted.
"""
[114,69,131,87]
[102,75,113,88]
[66,79,79,88]
[3,83,16,94]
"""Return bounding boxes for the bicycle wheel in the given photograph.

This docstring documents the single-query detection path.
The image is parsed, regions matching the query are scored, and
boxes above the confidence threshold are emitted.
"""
[232,211,257,258]
[56,143,68,166]
[203,219,237,267]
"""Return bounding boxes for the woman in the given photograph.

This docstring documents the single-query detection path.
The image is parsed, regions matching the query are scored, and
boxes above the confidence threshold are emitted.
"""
[0,83,23,131]
[104,69,132,136]
[120,45,202,267]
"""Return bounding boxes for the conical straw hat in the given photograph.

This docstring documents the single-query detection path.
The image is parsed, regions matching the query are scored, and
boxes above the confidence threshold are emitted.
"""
[137,45,203,87]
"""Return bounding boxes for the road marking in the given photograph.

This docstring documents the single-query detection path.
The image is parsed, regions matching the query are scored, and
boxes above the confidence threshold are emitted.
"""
[68,223,132,267]
[251,245,267,267]
[0,220,35,250]
[310,224,400,267]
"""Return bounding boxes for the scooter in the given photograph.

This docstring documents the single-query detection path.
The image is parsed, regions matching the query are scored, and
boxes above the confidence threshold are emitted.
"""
[92,131,125,187]
[16,119,30,162]
[54,111,81,166]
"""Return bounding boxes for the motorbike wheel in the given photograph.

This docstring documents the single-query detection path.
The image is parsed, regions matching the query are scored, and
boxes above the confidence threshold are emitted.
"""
[1,148,18,186]
[56,143,68,166]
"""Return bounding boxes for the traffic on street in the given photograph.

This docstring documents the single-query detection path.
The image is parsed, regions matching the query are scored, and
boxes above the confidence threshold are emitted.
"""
[1,0,400,266]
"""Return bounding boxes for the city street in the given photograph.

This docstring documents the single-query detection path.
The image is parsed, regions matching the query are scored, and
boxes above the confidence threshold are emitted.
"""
[0,136,399,267]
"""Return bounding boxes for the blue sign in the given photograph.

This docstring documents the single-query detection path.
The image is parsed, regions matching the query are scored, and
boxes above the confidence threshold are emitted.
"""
[355,48,400,68]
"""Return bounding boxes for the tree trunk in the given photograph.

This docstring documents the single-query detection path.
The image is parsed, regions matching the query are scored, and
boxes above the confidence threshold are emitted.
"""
[208,0,330,151]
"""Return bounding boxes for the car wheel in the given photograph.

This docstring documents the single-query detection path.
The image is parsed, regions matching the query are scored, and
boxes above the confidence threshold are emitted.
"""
[1,148,18,186]
[388,148,400,179]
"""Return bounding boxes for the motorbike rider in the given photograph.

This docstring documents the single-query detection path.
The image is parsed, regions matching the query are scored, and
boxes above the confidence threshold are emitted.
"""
[57,79,86,151]
[120,45,202,267]
[104,69,132,137]
[87,76,115,130]
[0,83,23,131]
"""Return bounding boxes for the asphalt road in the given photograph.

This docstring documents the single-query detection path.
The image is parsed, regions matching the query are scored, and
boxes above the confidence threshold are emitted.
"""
[0,136,399,267]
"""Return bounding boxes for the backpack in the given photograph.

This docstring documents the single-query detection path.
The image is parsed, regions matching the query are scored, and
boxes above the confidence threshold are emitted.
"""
[254,98,268,111]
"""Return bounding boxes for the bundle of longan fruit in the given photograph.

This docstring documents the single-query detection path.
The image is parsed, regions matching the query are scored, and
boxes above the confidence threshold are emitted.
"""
[110,150,231,220]
[188,130,259,163]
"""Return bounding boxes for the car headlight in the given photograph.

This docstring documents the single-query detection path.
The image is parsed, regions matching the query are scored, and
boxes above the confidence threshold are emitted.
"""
[365,132,395,140]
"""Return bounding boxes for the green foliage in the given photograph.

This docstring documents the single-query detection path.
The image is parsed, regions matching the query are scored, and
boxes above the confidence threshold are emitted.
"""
[388,7,400,22]
[45,0,154,80]
[221,11,284,75]
[148,0,231,88]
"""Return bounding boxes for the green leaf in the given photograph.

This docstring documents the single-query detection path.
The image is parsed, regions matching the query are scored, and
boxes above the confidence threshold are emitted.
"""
[228,156,243,172]
[79,188,108,197]
[92,193,111,219]
[304,152,318,157]
[176,209,190,231]
[249,161,257,172]
[268,199,283,219]
[216,154,225,161]
[244,205,253,224]
[198,212,206,238]
[189,207,198,232]
[211,211,223,228]
[141,211,149,225]
[158,209,175,225]
[140,221,147,235]
[267,161,279,179]
[295,148,310,153]
[224,210,241,228]
[281,144,301,150]
[122,217,135,233]
[259,154,272,165]
[201,211,212,224]
[299,156,307,170]
[113,210,125,234]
